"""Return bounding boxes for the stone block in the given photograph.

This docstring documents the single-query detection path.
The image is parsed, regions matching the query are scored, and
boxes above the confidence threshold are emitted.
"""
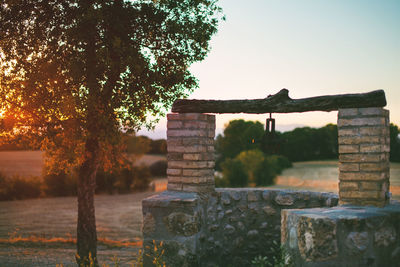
[339,163,359,172]
[339,181,359,191]
[339,153,384,163]
[338,128,359,136]
[167,129,208,137]
[358,107,387,116]
[339,190,380,199]
[168,160,209,169]
[339,136,383,145]
[281,204,400,266]
[338,117,386,127]
[359,126,387,136]
[360,144,390,153]
[167,183,183,191]
[360,162,389,172]
[339,145,359,154]
[339,171,387,181]
[167,120,183,129]
[360,181,382,191]
[338,108,358,117]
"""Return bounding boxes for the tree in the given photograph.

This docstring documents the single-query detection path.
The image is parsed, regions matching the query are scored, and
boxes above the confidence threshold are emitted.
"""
[215,119,264,168]
[0,0,223,265]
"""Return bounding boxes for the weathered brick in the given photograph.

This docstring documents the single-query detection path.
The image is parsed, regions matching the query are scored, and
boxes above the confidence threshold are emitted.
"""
[360,144,390,153]
[338,128,359,136]
[208,130,215,138]
[168,160,209,169]
[358,107,386,116]
[167,145,207,153]
[183,120,209,129]
[338,108,358,117]
[182,169,214,177]
[360,162,390,172]
[182,184,214,193]
[339,153,384,163]
[167,129,208,137]
[339,181,359,191]
[340,199,386,207]
[167,168,182,176]
[339,145,359,154]
[339,163,359,172]
[167,113,183,121]
[339,191,380,199]
[359,126,387,136]
[360,181,381,191]
[167,153,183,161]
[339,171,388,181]
[183,153,214,161]
[180,177,201,184]
[338,136,383,145]
[167,120,183,129]
[207,161,215,168]
[167,183,182,191]
[182,138,212,146]
[338,117,385,127]
[168,176,183,183]
[167,138,182,146]
[184,113,209,121]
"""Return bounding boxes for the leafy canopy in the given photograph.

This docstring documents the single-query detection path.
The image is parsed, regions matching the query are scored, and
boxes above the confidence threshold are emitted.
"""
[0,0,224,170]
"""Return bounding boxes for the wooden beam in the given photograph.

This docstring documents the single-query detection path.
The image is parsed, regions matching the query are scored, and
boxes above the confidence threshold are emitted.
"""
[172,89,386,114]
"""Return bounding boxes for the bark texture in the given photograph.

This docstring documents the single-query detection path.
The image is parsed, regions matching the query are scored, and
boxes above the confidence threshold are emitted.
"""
[172,89,386,114]
[77,136,100,266]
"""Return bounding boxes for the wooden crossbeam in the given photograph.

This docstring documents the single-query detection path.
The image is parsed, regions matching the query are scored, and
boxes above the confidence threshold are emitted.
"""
[172,89,386,114]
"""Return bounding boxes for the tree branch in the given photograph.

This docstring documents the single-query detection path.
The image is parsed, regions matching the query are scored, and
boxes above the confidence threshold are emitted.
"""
[172,89,387,114]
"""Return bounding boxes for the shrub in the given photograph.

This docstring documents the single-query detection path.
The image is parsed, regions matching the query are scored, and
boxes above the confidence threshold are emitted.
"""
[130,164,151,192]
[0,172,41,200]
[221,158,248,187]
[43,171,77,197]
[149,160,167,177]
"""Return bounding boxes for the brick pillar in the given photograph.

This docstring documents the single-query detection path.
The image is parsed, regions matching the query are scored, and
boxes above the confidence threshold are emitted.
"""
[166,113,215,193]
[338,107,390,207]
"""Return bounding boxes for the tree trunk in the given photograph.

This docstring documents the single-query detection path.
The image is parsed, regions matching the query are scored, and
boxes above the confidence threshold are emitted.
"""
[172,89,387,113]
[76,136,100,266]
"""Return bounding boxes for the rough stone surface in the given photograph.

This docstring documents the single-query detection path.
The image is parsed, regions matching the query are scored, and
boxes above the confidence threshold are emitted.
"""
[282,203,400,267]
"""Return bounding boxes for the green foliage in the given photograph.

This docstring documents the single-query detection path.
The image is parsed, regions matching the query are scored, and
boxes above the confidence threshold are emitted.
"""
[149,139,167,155]
[251,242,293,267]
[149,160,167,177]
[216,120,264,169]
[390,123,400,162]
[220,158,248,187]
[236,149,264,184]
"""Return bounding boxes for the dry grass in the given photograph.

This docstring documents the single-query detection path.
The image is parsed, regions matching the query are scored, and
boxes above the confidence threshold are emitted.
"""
[0,234,142,248]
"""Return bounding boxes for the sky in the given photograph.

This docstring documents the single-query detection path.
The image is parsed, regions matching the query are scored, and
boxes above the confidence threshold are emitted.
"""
[138,0,400,139]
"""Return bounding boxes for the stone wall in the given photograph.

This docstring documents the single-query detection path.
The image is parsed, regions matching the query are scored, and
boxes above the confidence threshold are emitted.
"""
[199,189,337,266]
[142,188,338,266]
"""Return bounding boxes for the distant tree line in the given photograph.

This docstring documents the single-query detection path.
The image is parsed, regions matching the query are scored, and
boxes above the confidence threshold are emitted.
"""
[215,120,400,187]
[0,134,167,201]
